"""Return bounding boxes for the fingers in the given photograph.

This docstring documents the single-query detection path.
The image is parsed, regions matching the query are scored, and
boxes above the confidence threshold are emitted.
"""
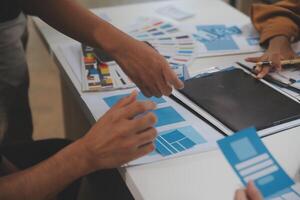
[253,64,262,74]
[270,53,282,71]
[129,112,157,133]
[124,101,156,119]
[148,83,163,98]
[234,189,248,200]
[257,66,271,79]
[245,57,261,63]
[246,182,263,200]
[129,142,155,161]
[113,90,138,109]
[135,127,157,147]
[139,85,152,98]
[156,74,173,97]
[162,64,184,90]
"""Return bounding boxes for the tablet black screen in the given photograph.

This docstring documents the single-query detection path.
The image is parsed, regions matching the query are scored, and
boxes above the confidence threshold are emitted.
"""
[180,68,300,131]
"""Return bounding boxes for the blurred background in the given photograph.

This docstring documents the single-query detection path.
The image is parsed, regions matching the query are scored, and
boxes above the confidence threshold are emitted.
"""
[26,0,269,140]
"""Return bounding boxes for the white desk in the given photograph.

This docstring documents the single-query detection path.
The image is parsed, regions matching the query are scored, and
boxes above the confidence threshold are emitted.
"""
[33,0,300,199]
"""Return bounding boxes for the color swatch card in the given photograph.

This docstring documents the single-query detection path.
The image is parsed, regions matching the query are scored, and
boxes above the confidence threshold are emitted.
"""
[90,88,223,166]
[126,18,198,80]
[181,23,263,57]
[81,44,134,92]
[218,127,294,198]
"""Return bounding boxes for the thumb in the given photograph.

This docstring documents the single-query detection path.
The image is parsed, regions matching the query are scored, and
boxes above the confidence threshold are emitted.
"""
[247,181,263,200]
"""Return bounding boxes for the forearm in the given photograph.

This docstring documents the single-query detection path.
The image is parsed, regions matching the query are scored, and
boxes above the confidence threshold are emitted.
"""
[268,35,291,50]
[0,139,92,200]
[21,0,130,54]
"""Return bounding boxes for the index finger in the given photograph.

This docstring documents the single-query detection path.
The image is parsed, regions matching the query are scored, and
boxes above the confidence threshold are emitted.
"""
[256,66,271,79]
[111,90,138,110]
[124,101,156,119]
[162,64,184,90]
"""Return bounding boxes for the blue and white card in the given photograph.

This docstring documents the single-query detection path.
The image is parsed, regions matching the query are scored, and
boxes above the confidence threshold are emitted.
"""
[218,127,294,198]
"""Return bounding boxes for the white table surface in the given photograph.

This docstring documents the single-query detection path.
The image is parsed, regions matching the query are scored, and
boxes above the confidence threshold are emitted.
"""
[33,0,300,199]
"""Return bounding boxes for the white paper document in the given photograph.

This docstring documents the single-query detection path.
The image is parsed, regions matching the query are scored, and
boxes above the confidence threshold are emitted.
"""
[82,88,223,166]
[156,5,195,21]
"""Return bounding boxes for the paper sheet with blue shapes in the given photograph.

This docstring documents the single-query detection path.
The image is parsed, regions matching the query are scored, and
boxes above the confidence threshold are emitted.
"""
[155,126,207,156]
[97,89,223,166]
[180,23,262,57]
[266,183,300,200]
[218,127,294,198]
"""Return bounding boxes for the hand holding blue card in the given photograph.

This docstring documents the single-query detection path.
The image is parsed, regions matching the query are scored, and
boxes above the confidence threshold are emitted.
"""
[217,127,294,198]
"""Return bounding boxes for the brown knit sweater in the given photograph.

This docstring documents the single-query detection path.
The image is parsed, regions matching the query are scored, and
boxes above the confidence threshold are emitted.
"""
[251,0,300,46]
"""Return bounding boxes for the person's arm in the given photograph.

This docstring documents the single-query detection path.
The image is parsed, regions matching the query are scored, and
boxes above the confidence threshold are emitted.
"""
[246,0,300,78]
[20,0,183,97]
[0,91,158,200]
[251,0,300,46]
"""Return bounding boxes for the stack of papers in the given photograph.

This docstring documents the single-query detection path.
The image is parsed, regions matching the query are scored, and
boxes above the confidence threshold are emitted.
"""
[126,18,198,80]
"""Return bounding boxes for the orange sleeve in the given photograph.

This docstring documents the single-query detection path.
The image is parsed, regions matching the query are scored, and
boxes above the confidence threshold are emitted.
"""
[251,0,300,46]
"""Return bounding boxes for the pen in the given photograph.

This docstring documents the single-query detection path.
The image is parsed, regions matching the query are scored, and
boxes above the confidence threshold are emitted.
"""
[256,58,300,66]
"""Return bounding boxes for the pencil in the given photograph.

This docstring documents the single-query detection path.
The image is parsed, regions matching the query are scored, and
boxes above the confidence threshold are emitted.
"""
[256,58,300,66]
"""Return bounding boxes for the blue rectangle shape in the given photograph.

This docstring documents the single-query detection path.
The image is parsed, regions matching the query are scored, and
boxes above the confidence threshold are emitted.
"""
[153,107,185,127]
[257,175,275,186]
[196,25,239,51]
[155,126,207,157]
[162,130,185,143]
[177,50,193,54]
[157,137,177,154]
[172,143,185,152]
[103,92,166,107]
[179,138,196,149]
[217,127,294,198]
[202,35,239,51]
[160,23,173,29]
[155,140,172,156]
[230,138,258,161]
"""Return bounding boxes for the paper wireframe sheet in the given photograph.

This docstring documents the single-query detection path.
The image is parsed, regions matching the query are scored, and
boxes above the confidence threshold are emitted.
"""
[81,88,223,166]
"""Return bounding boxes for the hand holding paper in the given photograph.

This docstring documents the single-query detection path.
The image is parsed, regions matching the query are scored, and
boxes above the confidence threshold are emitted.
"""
[234,182,263,200]
[218,127,294,198]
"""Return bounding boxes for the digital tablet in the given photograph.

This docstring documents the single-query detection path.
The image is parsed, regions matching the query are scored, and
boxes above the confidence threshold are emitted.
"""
[179,68,300,133]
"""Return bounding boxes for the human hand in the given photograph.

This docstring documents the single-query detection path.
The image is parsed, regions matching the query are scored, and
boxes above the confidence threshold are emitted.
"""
[80,91,157,170]
[245,35,297,78]
[112,36,184,97]
[234,182,263,200]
